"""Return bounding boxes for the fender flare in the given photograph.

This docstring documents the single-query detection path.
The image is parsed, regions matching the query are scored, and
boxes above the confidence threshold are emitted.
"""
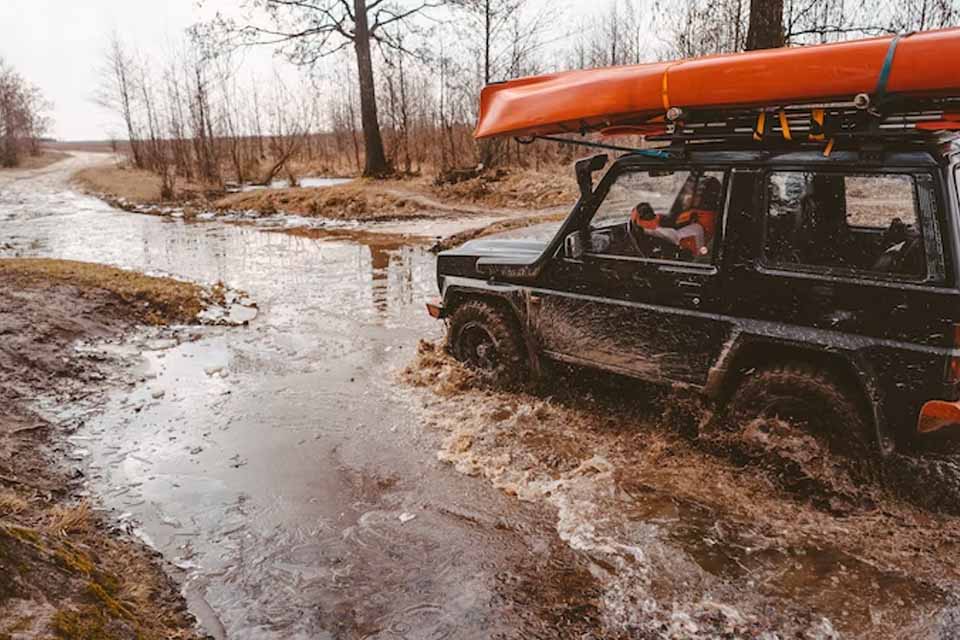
[706,332,894,455]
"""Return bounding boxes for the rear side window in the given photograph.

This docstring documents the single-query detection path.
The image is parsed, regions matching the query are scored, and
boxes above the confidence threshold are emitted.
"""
[764,171,927,280]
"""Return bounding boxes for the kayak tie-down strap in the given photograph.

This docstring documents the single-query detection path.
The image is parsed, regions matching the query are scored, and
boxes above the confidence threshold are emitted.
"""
[661,66,673,111]
[778,109,792,141]
[752,111,767,141]
[874,34,902,105]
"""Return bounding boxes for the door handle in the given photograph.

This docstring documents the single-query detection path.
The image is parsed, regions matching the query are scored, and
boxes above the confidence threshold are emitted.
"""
[677,279,702,289]
[824,309,857,328]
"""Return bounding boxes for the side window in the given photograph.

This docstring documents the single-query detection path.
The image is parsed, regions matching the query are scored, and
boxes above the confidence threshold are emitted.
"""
[588,169,725,264]
[764,171,928,280]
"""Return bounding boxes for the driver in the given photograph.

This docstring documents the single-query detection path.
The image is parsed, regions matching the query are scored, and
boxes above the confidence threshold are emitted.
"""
[628,176,722,258]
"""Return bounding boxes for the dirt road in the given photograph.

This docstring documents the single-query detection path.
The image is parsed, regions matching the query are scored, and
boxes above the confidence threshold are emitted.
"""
[3,154,960,639]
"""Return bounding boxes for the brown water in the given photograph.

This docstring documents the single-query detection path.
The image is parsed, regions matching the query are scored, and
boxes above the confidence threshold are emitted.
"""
[3,154,960,639]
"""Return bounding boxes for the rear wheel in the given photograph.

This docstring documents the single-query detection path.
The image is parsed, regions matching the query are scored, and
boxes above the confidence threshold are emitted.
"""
[724,362,871,453]
[447,300,528,386]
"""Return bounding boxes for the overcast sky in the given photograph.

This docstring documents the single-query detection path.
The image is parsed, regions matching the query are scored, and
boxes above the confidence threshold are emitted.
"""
[0,0,230,140]
[0,0,604,141]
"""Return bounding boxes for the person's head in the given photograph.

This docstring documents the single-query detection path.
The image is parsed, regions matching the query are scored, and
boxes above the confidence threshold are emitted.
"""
[630,202,658,231]
[692,176,722,211]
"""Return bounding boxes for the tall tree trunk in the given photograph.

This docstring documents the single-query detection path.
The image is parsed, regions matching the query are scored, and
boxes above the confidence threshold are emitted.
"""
[353,0,390,177]
[484,0,492,84]
[476,0,497,169]
[746,0,785,50]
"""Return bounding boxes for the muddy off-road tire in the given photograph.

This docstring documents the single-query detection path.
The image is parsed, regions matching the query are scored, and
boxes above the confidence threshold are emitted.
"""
[447,300,528,386]
[724,363,871,453]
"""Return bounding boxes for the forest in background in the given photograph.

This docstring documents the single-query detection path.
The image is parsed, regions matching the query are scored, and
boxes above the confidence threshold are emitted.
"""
[95,0,960,198]
[0,57,51,168]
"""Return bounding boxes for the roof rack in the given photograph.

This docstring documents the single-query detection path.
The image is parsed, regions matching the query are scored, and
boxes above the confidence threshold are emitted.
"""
[517,97,960,156]
[656,98,960,143]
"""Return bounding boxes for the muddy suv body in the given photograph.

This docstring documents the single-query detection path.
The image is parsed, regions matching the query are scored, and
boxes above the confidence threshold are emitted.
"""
[430,138,960,454]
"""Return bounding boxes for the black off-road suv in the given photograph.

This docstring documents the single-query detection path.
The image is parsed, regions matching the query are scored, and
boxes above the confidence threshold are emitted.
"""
[427,115,960,456]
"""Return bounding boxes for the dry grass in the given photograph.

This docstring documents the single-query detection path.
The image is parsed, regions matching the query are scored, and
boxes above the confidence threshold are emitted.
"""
[73,165,164,204]
[0,490,28,517]
[0,258,206,325]
[46,501,92,536]
[73,164,215,205]
[0,150,71,171]
[215,180,427,220]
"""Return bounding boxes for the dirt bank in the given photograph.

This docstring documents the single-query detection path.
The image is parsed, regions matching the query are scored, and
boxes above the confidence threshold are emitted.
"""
[72,164,219,209]
[214,179,440,221]
[74,159,573,227]
[402,341,960,638]
[430,167,578,209]
[215,168,576,219]
[0,259,211,639]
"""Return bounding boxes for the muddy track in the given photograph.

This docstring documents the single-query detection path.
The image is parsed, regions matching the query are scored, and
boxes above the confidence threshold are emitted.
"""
[9,152,960,639]
[404,341,960,638]
[0,260,206,639]
[0,153,626,639]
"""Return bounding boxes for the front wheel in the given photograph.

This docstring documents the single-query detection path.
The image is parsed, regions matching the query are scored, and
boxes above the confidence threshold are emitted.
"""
[446,300,528,386]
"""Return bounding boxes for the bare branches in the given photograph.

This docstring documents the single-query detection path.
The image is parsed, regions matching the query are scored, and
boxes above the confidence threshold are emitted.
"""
[0,58,52,167]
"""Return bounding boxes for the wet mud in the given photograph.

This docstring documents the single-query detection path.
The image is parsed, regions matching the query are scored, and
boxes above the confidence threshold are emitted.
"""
[0,263,204,638]
[403,341,960,638]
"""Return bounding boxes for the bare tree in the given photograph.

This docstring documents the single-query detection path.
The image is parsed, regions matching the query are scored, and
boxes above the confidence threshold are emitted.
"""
[0,58,51,167]
[450,0,553,167]
[97,33,144,168]
[199,0,440,178]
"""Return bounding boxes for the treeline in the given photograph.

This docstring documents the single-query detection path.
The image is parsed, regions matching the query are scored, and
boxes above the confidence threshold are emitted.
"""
[98,0,960,193]
[0,58,51,168]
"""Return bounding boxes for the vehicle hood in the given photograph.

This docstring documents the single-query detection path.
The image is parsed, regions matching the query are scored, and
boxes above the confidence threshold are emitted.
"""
[440,238,549,260]
[438,237,552,282]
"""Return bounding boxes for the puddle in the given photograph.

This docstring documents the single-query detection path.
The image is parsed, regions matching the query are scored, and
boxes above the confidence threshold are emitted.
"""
[0,153,585,639]
[5,153,960,639]
[228,176,354,192]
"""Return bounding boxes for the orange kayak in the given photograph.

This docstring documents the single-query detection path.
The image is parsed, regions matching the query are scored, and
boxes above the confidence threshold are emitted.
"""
[474,28,960,139]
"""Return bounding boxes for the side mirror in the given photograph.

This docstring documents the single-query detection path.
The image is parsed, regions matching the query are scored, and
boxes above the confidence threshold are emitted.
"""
[575,153,608,199]
[564,231,584,260]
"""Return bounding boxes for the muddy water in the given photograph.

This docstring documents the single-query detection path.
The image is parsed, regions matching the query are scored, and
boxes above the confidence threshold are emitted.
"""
[2,155,576,639]
[3,154,960,639]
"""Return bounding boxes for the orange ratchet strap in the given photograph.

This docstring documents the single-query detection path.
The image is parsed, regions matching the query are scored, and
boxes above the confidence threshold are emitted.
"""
[753,111,767,141]
[778,109,792,141]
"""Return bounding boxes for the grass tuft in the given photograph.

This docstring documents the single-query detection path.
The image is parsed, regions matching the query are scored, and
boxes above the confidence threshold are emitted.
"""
[46,502,92,537]
[0,491,28,517]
